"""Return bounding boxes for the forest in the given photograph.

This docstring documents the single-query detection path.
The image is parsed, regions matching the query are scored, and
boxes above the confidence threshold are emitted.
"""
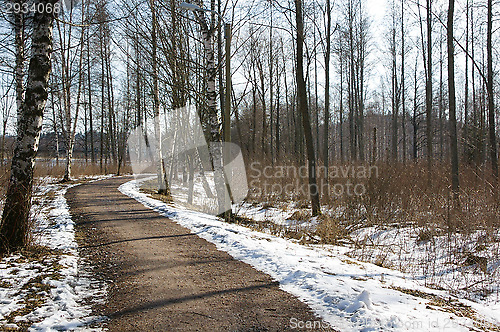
[0,0,499,327]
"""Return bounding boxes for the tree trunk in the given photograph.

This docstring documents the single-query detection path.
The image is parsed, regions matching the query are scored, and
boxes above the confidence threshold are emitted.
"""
[194,9,226,215]
[63,8,85,182]
[448,0,460,204]
[276,60,281,161]
[99,18,105,172]
[412,55,419,160]
[391,10,398,162]
[295,0,320,216]
[323,0,331,173]
[1,120,7,164]
[487,0,498,188]
[105,42,116,165]
[426,0,433,184]
[14,0,25,131]
[401,0,406,163]
[439,28,444,161]
[1,1,56,255]
[313,14,319,159]
[50,87,59,166]
[464,0,470,162]
[356,3,366,162]
[340,53,344,162]
[149,0,169,196]
[87,0,94,164]
[269,8,274,164]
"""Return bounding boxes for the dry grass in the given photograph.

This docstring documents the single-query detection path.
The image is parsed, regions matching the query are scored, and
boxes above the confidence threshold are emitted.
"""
[245,159,500,298]
[390,286,500,331]
[246,159,499,240]
[0,161,132,184]
[314,214,346,245]
[33,161,131,178]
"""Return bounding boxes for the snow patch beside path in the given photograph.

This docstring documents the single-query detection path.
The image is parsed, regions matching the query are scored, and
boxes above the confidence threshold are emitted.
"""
[119,178,499,331]
[0,178,106,331]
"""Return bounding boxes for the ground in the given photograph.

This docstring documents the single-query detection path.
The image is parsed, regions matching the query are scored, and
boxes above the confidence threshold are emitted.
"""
[67,176,331,331]
[1,175,499,331]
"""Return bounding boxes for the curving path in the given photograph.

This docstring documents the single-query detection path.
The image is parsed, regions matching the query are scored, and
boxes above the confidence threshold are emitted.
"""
[66,177,332,331]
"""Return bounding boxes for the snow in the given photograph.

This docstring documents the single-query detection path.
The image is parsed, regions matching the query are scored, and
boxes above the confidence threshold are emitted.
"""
[0,177,106,331]
[338,290,373,313]
[120,177,500,331]
[236,200,500,306]
[140,172,220,214]
[347,226,500,304]
[234,201,320,229]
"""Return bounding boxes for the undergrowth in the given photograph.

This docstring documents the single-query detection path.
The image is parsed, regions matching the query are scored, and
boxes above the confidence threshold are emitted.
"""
[242,159,500,301]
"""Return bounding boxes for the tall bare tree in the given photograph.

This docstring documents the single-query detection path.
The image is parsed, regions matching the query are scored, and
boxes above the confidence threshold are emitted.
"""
[390,0,399,161]
[447,0,459,204]
[55,6,85,182]
[1,0,58,256]
[13,0,25,131]
[295,0,320,216]
[487,0,498,188]
[425,0,433,182]
[191,2,226,215]
[149,0,169,195]
[323,0,332,172]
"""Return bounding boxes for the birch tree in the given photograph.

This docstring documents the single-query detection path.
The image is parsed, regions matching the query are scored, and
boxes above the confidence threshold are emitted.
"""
[0,0,58,255]
[190,3,226,215]
[149,0,169,195]
[14,0,25,130]
[295,0,320,216]
[55,6,85,182]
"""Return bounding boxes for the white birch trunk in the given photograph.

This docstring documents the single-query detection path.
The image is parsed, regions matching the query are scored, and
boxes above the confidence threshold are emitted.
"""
[14,0,25,132]
[201,26,226,215]
[62,10,84,182]
[1,1,57,254]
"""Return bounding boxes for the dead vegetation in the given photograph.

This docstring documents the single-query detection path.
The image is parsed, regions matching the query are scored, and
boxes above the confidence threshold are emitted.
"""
[0,244,64,331]
[390,286,500,331]
[246,160,499,238]
[244,160,500,299]
[139,188,173,204]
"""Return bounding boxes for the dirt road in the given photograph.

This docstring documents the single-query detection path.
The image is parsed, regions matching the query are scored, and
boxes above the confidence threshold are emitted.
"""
[67,177,332,331]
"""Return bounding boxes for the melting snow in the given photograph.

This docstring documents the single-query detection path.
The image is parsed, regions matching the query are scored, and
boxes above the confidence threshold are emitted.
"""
[0,178,106,331]
[120,177,500,331]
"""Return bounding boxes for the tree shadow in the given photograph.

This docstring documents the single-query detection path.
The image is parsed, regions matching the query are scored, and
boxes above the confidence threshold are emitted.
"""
[82,233,198,248]
[108,282,280,319]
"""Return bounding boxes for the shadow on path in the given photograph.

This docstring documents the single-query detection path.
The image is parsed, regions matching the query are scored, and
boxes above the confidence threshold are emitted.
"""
[67,176,335,331]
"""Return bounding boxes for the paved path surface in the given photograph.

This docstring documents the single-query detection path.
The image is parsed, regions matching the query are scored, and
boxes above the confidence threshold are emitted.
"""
[67,177,332,331]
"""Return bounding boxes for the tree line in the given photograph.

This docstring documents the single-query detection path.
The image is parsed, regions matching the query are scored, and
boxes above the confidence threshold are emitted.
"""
[0,0,499,254]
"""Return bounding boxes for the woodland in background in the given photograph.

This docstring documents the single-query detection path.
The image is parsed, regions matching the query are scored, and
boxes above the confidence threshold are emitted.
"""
[0,0,499,254]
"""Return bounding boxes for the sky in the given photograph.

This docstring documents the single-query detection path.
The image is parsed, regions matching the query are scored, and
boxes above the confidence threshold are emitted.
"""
[0,0,489,135]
